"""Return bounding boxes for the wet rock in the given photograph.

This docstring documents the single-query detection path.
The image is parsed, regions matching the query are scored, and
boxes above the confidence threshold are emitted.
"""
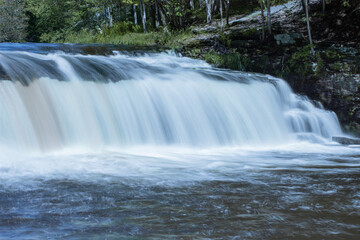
[274,33,302,45]
[332,136,360,145]
[181,0,360,136]
[275,34,295,45]
[316,74,360,98]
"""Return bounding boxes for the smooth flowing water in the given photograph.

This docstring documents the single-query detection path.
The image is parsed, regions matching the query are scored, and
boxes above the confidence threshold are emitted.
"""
[0,43,359,239]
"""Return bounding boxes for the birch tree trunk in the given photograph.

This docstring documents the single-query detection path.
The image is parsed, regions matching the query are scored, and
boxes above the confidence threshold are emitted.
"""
[155,1,160,29]
[212,0,216,13]
[190,0,195,9]
[133,5,138,25]
[179,0,183,27]
[260,1,265,41]
[224,0,230,26]
[206,0,212,23]
[158,1,168,32]
[139,0,147,33]
[107,6,113,27]
[219,0,223,31]
[304,0,315,55]
[266,0,271,35]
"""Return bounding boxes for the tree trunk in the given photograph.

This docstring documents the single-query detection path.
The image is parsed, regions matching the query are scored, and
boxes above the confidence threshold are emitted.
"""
[199,0,203,8]
[133,5,138,25]
[224,0,230,26]
[212,0,217,13]
[322,0,325,14]
[260,1,265,41]
[179,0,183,27]
[158,1,168,32]
[155,1,160,28]
[219,0,223,31]
[301,0,309,14]
[266,0,271,36]
[139,0,147,33]
[190,0,195,9]
[107,7,113,27]
[304,0,315,55]
[206,0,212,23]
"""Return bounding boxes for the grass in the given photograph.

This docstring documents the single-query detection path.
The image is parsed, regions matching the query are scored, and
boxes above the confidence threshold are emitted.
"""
[43,22,204,49]
[204,51,251,71]
[96,32,161,46]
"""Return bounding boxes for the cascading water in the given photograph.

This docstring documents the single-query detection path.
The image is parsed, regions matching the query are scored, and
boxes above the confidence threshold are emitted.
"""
[0,50,342,152]
[1,44,360,239]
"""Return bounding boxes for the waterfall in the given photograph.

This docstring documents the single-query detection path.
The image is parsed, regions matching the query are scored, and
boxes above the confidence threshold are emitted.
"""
[0,50,342,152]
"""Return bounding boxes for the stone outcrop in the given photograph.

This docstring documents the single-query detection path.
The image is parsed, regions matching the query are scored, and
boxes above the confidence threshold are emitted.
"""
[180,0,360,136]
[333,136,360,145]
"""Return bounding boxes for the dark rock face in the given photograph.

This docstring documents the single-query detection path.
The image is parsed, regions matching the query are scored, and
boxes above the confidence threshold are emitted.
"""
[314,74,360,135]
[333,136,360,145]
[274,33,302,45]
[181,0,360,136]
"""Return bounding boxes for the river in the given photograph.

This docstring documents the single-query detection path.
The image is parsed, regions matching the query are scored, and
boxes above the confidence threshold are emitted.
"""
[0,43,359,239]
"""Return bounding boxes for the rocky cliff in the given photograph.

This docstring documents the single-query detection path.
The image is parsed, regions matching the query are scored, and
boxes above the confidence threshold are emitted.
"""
[179,0,360,136]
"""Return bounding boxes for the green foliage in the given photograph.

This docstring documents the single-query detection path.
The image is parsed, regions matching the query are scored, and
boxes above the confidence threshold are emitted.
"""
[329,61,350,72]
[272,0,291,5]
[57,29,159,47]
[41,23,200,49]
[0,0,27,42]
[98,32,160,46]
[154,31,173,46]
[0,0,296,43]
[342,0,351,7]
[219,33,232,47]
[314,53,325,76]
[286,45,315,77]
[323,49,343,61]
[102,22,142,36]
[186,48,202,58]
[61,29,98,43]
[285,45,327,77]
[40,30,65,43]
[162,30,198,49]
[241,28,259,39]
[25,0,96,41]
[205,52,251,71]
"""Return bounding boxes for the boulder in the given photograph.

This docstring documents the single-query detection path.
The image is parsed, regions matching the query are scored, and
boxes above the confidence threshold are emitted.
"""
[332,136,360,145]
[275,34,294,45]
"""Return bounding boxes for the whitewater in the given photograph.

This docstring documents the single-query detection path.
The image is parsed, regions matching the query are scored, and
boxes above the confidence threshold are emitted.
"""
[0,44,359,239]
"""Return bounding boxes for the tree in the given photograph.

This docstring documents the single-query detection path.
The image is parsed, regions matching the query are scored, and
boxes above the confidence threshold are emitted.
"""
[138,0,147,32]
[224,0,230,26]
[266,0,271,35]
[0,0,27,42]
[133,4,138,24]
[157,0,168,31]
[206,0,212,23]
[259,0,265,41]
[219,0,223,31]
[302,0,315,55]
[107,6,114,27]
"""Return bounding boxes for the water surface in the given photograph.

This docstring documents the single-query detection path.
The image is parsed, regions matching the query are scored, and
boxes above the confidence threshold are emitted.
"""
[0,43,359,239]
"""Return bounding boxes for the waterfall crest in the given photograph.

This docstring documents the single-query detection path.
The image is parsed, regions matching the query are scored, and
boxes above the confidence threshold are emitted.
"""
[0,51,342,152]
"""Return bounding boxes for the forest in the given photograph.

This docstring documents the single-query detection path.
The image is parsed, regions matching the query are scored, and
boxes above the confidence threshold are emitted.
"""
[0,0,318,43]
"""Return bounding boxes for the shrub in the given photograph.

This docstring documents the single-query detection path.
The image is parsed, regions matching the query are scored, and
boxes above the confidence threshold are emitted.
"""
[102,22,142,36]
[205,51,251,71]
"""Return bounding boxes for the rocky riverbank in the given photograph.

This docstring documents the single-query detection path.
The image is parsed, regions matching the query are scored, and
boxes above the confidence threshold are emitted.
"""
[178,0,360,136]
